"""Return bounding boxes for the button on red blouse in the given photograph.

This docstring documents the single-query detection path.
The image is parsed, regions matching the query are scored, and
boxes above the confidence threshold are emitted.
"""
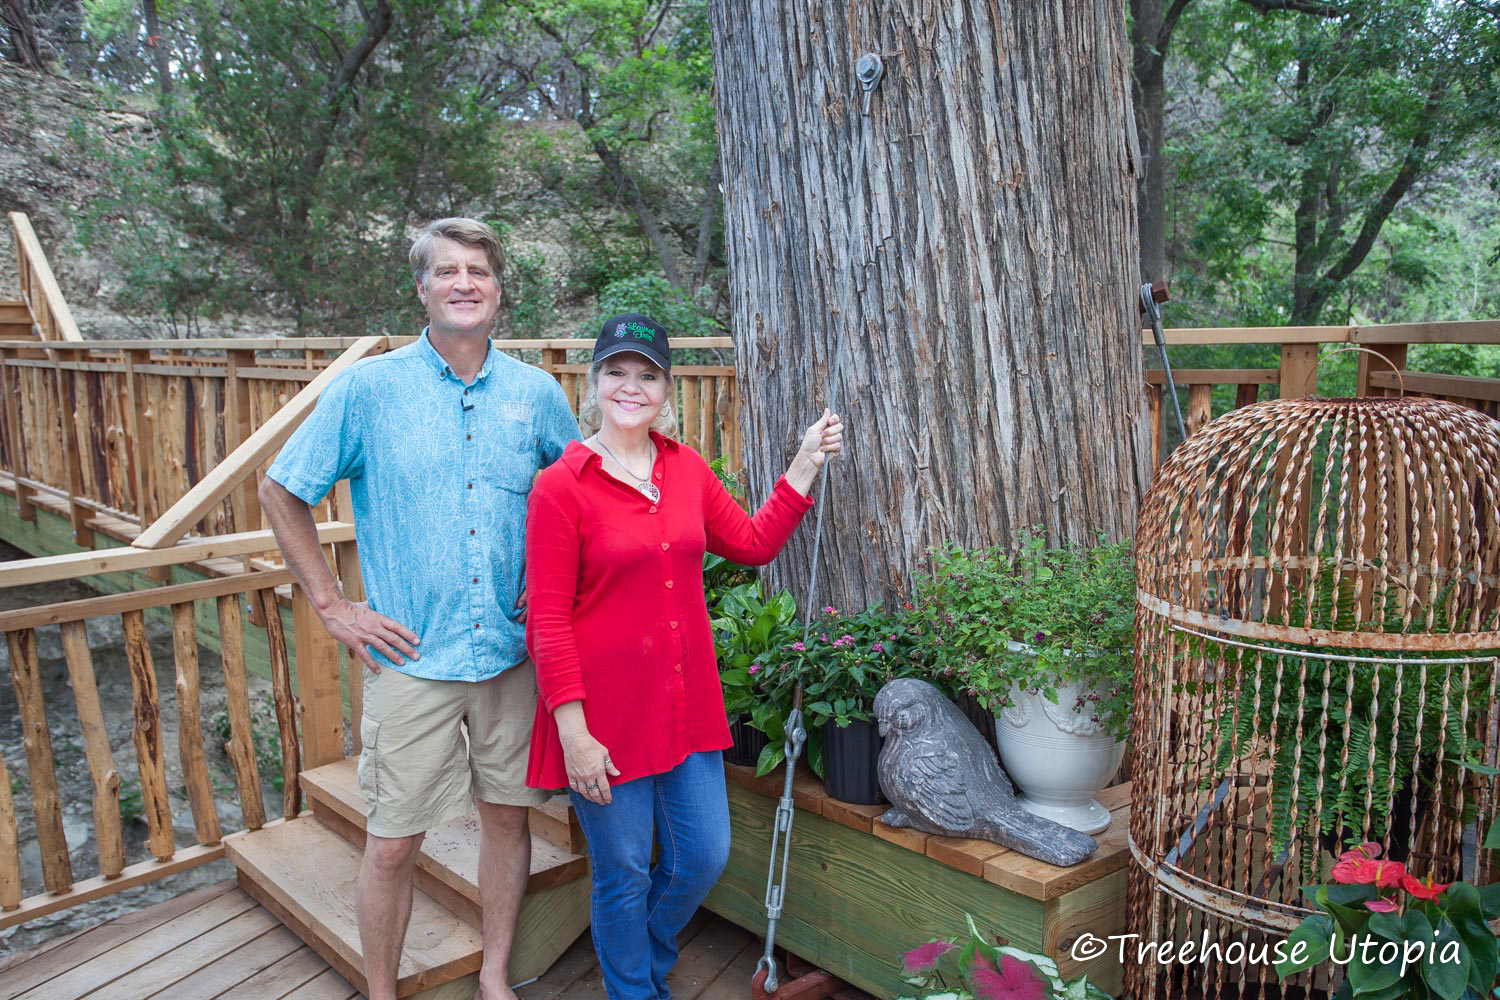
[524,433,813,790]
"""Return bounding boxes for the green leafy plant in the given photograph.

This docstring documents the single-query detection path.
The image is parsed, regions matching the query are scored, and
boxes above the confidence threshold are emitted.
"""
[118,776,144,825]
[750,605,926,778]
[897,914,1113,1000]
[1276,840,1500,999]
[211,702,286,794]
[710,581,796,721]
[912,533,1135,742]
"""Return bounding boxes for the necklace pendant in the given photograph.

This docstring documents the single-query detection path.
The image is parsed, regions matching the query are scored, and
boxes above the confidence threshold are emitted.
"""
[638,481,661,504]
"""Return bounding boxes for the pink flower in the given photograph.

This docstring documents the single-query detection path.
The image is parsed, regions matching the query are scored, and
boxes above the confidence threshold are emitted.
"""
[748,664,760,675]
[791,642,805,651]
[1339,841,1383,862]
[1364,898,1399,913]
[900,939,957,975]
[967,955,1047,1000]
[823,606,838,615]
[872,642,885,652]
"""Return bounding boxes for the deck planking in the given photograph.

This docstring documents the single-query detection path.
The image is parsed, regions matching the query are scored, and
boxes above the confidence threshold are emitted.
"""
[0,880,842,999]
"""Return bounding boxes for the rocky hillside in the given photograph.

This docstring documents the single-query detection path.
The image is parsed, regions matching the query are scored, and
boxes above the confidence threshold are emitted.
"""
[0,61,163,332]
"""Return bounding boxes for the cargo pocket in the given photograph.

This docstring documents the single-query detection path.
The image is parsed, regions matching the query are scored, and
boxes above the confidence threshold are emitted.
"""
[357,717,381,804]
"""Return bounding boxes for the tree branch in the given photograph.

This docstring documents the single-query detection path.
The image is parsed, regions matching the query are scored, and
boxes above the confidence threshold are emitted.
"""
[1239,0,1343,15]
[290,0,393,230]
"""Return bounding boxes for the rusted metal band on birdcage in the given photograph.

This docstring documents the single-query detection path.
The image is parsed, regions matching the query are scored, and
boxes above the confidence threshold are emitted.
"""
[1128,834,1312,935]
[1137,589,1500,652]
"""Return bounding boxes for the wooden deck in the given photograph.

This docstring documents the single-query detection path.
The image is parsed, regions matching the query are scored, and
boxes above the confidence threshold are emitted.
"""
[0,880,793,999]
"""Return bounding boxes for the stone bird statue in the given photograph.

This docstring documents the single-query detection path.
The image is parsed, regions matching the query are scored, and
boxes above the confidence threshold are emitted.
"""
[874,678,1098,866]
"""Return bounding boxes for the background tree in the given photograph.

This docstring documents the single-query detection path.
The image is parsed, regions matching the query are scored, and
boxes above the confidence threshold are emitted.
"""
[710,1,1152,610]
[1132,0,1499,324]
[2,0,46,69]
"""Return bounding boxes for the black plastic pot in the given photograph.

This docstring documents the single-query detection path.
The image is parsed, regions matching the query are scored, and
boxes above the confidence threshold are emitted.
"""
[724,715,769,767]
[953,690,1001,760]
[822,719,885,805]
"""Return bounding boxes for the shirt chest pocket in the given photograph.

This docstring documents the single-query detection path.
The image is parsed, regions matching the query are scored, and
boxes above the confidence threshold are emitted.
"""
[477,399,535,493]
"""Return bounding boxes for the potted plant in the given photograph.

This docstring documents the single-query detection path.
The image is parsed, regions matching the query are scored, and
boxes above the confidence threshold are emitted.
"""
[1276,839,1500,998]
[897,914,1114,1000]
[709,575,796,766]
[913,533,1134,834]
[753,605,925,803]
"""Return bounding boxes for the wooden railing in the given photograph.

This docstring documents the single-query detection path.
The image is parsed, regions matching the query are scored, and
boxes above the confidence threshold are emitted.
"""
[1141,320,1500,468]
[0,335,740,552]
[9,212,83,344]
[0,522,357,928]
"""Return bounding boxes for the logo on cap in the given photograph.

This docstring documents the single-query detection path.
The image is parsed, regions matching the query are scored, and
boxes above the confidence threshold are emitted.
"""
[614,322,628,338]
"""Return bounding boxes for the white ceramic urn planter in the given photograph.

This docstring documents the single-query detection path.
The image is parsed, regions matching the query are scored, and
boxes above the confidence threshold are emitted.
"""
[994,642,1125,835]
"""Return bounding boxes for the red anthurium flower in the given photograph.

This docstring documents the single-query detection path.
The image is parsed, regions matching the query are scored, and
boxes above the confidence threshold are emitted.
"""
[1331,858,1380,884]
[967,955,1048,1000]
[1364,898,1399,913]
[1400,873,1450,901]
[1332,858,1406,887]
[1372,861,1408,888]
[901,939,957,975]
[1338,841,1383,862]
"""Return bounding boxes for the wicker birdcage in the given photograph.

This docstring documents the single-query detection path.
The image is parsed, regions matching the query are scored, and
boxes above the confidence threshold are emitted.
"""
[1127,392,1500,1000]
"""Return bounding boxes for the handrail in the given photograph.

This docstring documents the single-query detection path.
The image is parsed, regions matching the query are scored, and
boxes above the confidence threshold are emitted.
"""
[0,522,354,588]
[132,335,387,549]
[8,212,83,342]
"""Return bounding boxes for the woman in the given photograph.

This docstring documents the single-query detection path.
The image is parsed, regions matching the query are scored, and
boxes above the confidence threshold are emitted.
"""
[524,312,842,1000]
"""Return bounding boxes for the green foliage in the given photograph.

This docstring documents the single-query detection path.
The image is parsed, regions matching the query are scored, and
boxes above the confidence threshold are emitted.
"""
[589,273,722,339]
[70,0,513,334]
[1276,848,1500,999]
[911,534,1136,743]
[709,580,795,720]
[749,605,926,778]
[118,776,143,824]
[504,247,556,337]
[1167,0,1500,326]
[211,702,286,794]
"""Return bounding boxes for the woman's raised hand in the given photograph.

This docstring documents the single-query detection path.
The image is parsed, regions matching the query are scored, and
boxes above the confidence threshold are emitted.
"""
[797,408,844,469]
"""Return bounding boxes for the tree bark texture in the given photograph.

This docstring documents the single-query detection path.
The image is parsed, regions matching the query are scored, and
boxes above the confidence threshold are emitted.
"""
[711,1,1151,610]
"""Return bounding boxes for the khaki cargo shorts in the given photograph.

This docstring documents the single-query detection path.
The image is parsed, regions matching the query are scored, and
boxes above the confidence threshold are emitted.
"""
[357,660,549,839]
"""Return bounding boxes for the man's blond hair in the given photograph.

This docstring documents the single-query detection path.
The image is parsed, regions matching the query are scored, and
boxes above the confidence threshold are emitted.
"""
[408,218,506,285]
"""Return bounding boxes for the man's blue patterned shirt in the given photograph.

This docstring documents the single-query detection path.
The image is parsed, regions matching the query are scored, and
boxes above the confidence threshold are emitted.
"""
[267,331,580,681]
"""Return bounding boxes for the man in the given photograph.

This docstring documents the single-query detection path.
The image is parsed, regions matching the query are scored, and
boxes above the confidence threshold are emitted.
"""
[259,218,579,1000]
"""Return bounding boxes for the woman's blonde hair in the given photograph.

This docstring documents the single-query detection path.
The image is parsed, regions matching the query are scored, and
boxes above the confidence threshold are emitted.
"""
[579,359,677,437]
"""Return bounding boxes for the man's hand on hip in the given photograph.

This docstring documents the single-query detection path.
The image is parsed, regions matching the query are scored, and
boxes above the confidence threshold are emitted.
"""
[321,598,419,673]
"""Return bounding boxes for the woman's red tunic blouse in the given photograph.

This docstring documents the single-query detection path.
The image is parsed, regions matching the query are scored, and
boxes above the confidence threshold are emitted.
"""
[524,433,813,790]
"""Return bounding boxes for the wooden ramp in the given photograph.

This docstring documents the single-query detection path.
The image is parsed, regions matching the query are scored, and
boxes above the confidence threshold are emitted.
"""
[223,758,591,999]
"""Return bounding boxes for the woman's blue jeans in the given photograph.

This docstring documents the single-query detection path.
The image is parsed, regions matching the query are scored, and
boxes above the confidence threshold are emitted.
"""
[568,750,731,1000]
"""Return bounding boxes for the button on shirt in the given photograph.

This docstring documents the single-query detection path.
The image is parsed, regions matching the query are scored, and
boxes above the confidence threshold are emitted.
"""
[267,331,580,681]
[524,434,814,790]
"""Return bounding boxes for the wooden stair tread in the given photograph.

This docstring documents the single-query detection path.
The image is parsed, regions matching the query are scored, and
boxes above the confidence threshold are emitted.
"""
[225,817,483,997]
[300,758,589,907]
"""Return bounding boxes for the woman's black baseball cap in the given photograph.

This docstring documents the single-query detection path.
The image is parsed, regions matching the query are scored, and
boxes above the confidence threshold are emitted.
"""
[592,313,672,375]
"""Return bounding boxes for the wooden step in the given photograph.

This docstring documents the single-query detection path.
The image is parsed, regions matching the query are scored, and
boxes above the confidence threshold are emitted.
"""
[227,816,593,998]
[227,817,486,997]
[0,300,30,322]
[302,756,585,856]
[298,759,589,925]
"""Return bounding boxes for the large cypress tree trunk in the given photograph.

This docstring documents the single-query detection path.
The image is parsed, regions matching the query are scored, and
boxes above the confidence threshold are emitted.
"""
[710,2,1150,610]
